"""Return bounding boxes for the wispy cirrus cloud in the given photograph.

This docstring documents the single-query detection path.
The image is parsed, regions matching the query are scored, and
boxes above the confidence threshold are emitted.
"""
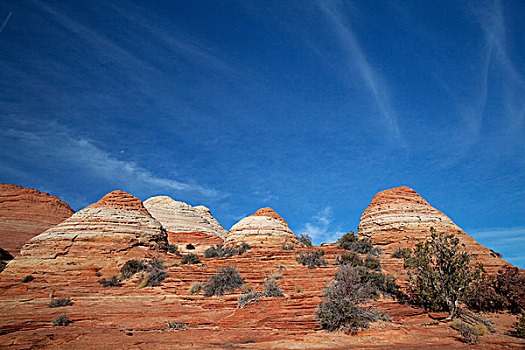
[299,206,344,244]
[0,122,223,205]
[470,226,525,268]
[315,0,405,149]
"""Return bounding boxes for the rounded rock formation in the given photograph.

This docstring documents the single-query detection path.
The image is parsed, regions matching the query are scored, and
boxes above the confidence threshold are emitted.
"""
[357,186,510,273]
[143,196,227,238]
[225,207,299,248]
[5,190,167,275]
[0,183,74,257]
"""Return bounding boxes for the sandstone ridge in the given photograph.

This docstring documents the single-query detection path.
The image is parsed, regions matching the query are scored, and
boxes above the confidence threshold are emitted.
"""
[225,207,299,248]
[0,183,74,256]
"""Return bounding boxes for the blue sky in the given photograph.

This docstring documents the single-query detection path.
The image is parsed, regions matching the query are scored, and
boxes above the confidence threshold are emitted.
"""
[1,1,524,267]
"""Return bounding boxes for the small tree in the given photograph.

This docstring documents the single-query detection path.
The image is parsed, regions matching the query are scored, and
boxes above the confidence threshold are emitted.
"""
[404,228,477,318]
[404,227,479,318]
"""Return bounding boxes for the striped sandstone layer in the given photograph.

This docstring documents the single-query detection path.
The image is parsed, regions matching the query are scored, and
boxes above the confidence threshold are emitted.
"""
[225,208,299,248]
[357,186,510,274]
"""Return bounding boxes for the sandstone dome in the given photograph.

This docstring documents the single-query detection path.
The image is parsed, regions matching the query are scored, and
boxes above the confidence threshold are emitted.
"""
[5,190,167,275]
[356,186,509,273]
[225,207,299,248]
[143,196,227,238]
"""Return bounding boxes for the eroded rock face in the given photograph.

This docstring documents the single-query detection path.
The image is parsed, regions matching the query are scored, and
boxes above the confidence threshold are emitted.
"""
[5,190,167,275]
[0,183,74,257]
[357,186,509,273]
[144,196,227,238]
[225,208,299,248]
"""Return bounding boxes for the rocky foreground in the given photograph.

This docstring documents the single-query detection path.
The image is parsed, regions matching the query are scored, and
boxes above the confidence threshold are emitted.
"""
[0,185,523,349]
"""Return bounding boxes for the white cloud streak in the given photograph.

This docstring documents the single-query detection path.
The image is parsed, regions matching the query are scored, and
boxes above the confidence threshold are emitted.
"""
[315,0,405,149]
[0,11,12,35]
[299,206,344,244]
[470,226,525,268]
[0,122,222,200]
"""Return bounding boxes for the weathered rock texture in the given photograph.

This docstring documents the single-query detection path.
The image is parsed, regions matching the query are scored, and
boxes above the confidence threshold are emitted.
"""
[4,190,167,279]
[357,186,510,274]
[225,208,299,248]
[0,183,74,256]
[144,196,227,238]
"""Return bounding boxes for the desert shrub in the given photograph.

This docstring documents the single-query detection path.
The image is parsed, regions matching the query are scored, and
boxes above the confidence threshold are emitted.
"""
[165,320,187,330]
[514,313,525,338]
[403,228,477,318]
[0,261,6,273]
[298,233,313,247]
[98,275,121,287]
[267,272,282,281]
[466,265,525,314]
[262,281,284,297]
[181,253,201,265]
[317,298,386,334]
[276,265,286,270]
[203,243,251,258]
[186,243,195,250]
[52,314,70,326]
[493,266,525,313]
[137,258,168,288]
[337,232,381,256]
[167,244,181,256]
[238,290,260,309]
[325,265,377,303]
[120,259,147,279]
[296,250,328,269]
[364,255,382,271]
[189,282,203,294]
[239,284,254,293]
[337,251,363,267]
[466,270,506,312]
[204,266,244,297]
[21,275,34,283]
[49,297,72,308]
[451,320,482,344]
[282,244,295,251]
[138,268,168,288]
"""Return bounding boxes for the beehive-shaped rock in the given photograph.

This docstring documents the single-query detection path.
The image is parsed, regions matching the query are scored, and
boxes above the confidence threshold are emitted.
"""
[225,207,299,248]
[5,190,167,274]
[143,196,227,238]
[357,186,510,273]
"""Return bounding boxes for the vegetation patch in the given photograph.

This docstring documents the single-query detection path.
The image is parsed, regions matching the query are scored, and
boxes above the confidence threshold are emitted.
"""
[281,244,295,251]
[203,243,251,258]
[337,251,363,267]
[204,266,244,297]
[167,244,181,256]
[186,243,195,250]
[296,249,328,269]
[181,253,201,265]
[52,314,70,326]
[138,258,169,288]
[514,313,525,338]
[298,233,313,247]
[165,320,188,330]
[21,275,35,283]
[337,232,382,256]
[49,297,72,308]
[99,275,121,287]
[120,259,147,279]
[450,319,485,344]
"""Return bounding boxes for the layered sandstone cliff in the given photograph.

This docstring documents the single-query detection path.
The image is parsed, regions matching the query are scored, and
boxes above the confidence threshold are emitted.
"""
[0,183,74,256]
[357,186,509,273]
[225,208,299,248]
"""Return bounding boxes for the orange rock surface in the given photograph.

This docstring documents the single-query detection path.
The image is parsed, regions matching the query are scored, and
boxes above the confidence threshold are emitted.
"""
[225,208,299,248]
[0,183,74,257]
